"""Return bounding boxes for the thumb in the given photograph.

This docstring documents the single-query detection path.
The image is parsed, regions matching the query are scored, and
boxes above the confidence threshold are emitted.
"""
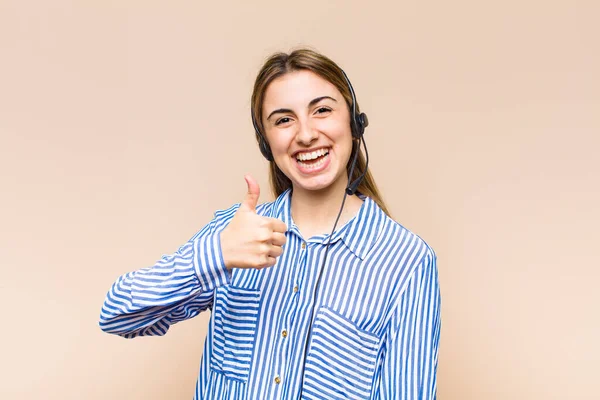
[240,174,260,212]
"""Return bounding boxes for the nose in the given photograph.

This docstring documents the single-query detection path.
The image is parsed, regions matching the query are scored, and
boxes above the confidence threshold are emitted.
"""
[295,119,318,145]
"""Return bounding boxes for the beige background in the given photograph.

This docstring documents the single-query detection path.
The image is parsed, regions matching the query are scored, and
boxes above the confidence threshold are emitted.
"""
[1,0,598,399]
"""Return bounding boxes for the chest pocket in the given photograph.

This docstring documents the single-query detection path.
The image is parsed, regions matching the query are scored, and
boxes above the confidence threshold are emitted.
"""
[210,285,261,382]
[301,307,381,400]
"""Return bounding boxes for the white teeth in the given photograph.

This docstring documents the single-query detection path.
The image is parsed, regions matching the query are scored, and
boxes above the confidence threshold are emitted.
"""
[297,153,329,169]
[296,148,328,161]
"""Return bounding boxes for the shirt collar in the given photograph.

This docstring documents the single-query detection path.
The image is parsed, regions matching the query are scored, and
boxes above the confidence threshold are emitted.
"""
[270,188,385,260]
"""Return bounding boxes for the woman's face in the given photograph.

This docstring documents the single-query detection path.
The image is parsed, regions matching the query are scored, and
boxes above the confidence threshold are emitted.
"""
[262,70,354,194]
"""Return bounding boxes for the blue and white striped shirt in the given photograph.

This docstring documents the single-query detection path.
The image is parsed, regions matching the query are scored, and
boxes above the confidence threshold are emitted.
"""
[99,189,441,399]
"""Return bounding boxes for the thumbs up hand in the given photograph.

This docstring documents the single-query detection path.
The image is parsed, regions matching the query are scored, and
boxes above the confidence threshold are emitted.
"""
[220,175,288,270]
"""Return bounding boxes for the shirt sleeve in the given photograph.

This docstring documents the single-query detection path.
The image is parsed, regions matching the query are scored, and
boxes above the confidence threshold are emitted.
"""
[98,205,239,338]
[377,247,442,400]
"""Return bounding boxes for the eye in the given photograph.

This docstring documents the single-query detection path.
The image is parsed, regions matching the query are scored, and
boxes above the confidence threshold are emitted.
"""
[315,107,331,115]
[275,117,292,126]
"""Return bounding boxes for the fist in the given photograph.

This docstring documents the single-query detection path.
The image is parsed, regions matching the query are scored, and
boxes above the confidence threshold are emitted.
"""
[219,175,287,269]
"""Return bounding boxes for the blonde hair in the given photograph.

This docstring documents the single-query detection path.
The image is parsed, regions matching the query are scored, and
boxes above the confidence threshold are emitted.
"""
[251,48,391,217]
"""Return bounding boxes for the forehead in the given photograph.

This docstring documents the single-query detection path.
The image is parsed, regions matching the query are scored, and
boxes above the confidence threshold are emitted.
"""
[262,70,341,113]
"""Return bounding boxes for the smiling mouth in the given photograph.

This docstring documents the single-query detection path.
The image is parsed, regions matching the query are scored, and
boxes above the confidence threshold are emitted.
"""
[295,148,329,161]
[295,148,330,169]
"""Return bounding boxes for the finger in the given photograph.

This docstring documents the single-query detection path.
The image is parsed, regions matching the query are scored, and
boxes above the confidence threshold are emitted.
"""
[255,254,277,269]
[266,217,288,233]
[262,256,277,268]
[270,232,287,247]
[267,244,283,259]
[240,174,260,212]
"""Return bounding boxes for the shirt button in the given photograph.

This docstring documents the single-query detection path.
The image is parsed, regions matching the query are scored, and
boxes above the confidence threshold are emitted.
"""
[282,329,288,338]
[293,285,299,293]
[274,376,281,384]
[301,242,306,249]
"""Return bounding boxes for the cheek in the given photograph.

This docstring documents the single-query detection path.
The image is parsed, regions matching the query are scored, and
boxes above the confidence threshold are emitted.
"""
[265,130,292,155]
[326,123,353,149]
[316,118,351,142]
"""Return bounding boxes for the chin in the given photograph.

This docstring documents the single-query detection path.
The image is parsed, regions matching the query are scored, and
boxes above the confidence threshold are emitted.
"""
[291,172,344,193]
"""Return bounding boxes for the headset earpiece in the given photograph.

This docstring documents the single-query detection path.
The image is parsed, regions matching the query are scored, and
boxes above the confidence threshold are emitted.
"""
[259,137,274,161]
[252,110,274,161]
[358,112,368,131]
[353,112,369,138]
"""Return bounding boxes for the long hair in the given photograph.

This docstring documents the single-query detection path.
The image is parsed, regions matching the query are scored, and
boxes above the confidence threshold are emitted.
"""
[251,48,391,217]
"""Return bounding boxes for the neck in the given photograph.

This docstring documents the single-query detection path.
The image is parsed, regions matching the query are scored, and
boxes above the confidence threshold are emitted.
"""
[290,177,363,240]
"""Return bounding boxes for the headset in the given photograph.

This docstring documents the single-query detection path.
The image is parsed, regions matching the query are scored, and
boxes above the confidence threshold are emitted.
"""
[251,70,369,195]
[251,68,370,393]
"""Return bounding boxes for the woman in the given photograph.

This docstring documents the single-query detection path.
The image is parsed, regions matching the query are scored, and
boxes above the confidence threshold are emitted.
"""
[100,48,441,400]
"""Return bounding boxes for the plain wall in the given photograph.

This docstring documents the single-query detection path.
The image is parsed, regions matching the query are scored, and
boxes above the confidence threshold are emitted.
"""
[1,0,598,399]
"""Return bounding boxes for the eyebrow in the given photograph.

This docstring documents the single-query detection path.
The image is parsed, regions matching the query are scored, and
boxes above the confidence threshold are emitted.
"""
[266,96,337,121]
